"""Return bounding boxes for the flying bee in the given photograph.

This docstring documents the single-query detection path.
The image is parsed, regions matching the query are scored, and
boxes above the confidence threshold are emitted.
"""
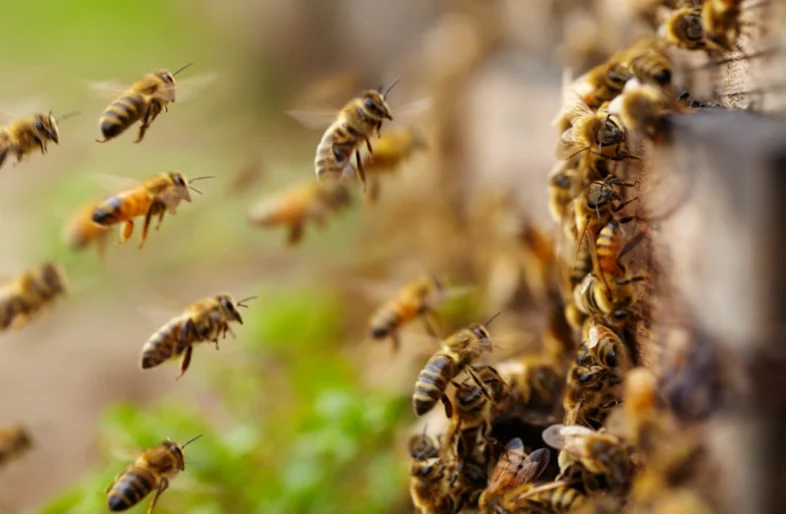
[412,313,500,417]
[0,424,32,468]
[247,179,352,246]
[359,126,428,203]
[91,172,212,249]
[498,480,587,513]
[64,199,112,262]
[543,424,635,496]
[410,456,456,514]
[105,434,202,513]
[478,442,550,514]
[556,95,634,162]
[0,110,79,170]
[608,79,671,139]
[0,262,68,333]
[94,63,195,144]
[368,275,446,352]
[140,294,256,381]
[658,6,706,50]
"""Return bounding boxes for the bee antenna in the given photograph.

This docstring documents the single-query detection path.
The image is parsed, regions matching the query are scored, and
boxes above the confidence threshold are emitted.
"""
[189,176,215,183]
[483,311,502,328]
[57,111,81,122]
[236,295,258,308]
[188,186,203,195]
[173,62,194,76]
[181,434,204,448]
[382,78,401,99]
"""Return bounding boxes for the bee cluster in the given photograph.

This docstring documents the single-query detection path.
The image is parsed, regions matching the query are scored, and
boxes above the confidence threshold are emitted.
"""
[404,1,768,513]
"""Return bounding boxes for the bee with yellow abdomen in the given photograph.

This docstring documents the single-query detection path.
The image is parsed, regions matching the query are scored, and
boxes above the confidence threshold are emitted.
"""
[556,96,634,163]
[313,82,398,190]
[95,63,193,144]
[412,314,500,417]
[368,275,446,352]
[0,110,79,170]
[106,434,202,513]
[91,172,212,249]
[64,199,112,262]
[140,294,256,381]
[0,262,68,333]
[0,424,33,468]
[359,126,428,202]
[247,179,352,246]
[410,456,456,514]
[658,6,707,50]
[498,481,587,513]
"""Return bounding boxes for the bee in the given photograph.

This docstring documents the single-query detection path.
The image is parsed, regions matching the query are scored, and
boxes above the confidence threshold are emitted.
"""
[106,434,202,513]
[658,6,706,50]
[547,160,579,227]
[0,424,32,468]
[499,481,587,513]
[445,365,508,463]
[595,217,646,281]
[608,79,670,139]
[543,424,635,496]
[619,36,673,88]
[0,110,79,170]
[140,294,256,380]
[409,430,440,461]
[449,455,489,511]
[478,442,550,514]
[410,456,456,514]
[96,63,193,144]
[564,60,633,113]
[701,0,743,52]
[412,313,500,417]
[91,172,212,249]
[247,180,352,246]
[556,96,634,162]
[359,126,428,203]
[0,262,68,332]
[500,355,564,412]
[64,199,112,262]
[313,81,398,190]
[563,362,624,428]
[368,275,446,352]
[578,321,631,371]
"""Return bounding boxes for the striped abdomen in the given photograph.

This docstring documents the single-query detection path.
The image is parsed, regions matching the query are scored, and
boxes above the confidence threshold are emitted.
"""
[92,190,151,226]
[315,121,360,181]
[570,237,593,287]
[412,353,459,416]
[369,297,419,339]
[100,92,146,140]
[140,318,191,369]
[107,466,156,511]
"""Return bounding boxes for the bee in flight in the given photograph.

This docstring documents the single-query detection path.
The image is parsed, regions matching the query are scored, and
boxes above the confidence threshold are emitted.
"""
[0,110,79,170]
[0,424,33,468]
[64,198,112,262]
[412,313,500,417]
[247,179,352,246]
[0,262,68,333]
[358,126,428,203]
[90,171,213,249]
[106,434,202,513]
[94,63,194,144]
[140,294,256,380]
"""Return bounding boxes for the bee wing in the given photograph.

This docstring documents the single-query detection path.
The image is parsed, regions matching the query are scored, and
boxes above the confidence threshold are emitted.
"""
[542,423,568,450]
[87,173,143,193]
[390,97,433,125]
[587,322,601,349]
[172,71,219,103]
[87,80,131,99]
[290,69,366,108]
[0,97,51,122]
[555,127,589,161]
[285,108,341,131]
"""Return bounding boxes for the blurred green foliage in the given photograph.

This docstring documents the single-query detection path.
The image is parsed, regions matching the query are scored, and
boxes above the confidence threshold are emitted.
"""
[39,284,409,514]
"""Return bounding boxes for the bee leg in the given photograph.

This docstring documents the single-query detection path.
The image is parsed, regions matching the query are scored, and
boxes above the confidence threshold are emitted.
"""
[354,150,367,191]
[140,207,156,249]
[146,478,169,514]
[365,137,374,157]
[119,221,134,244]
[440,394,454,418]
[155,210,166,230]
[135,105,154,144]
[390,332,401,353]
[287,223,304,246]
[175,346,193,381]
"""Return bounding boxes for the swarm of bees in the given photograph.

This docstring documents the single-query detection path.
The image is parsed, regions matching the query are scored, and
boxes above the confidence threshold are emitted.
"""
[0,0,766,511]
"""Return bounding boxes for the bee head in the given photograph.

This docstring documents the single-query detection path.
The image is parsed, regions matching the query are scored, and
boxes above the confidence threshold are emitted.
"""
[214,294,242,324]
[469,323,490,341]
[596,116,624,147]
[682,12,704,44]
[39,262,67,296]
[587,181,619,209]
[154,70,177,103]
[33,112,60,144]
[168,172,192,202]
[162,439,187,470]
[362,90,393,121]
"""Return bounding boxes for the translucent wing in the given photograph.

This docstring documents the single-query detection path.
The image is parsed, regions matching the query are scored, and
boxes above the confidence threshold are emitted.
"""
[542,423,568,450]
[174,71,219,103]
[555,127,589,161]
[290,69,366,108]
[0,97,50,122]
[286,108,340,131]
[587,322,602,349]
[391,97,433,125]
[87,173,143,194]
[88,80,130,99]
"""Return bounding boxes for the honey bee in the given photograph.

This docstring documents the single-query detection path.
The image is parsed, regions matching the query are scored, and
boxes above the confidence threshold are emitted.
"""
[619,36,673,88]
[0,424,32,468]
[449,455,489,511]
[359,126,428,203]
[140,294,256,380]
[478,441,550,513]
[595,217,646,281]
[500,355,564,412]
[0,110,79,170]
[312,81,398,190]
[106,434,202,513]
[578,321,631,371]
[412,313,500,417]
[368,275,446,352]
[0,262,68,332]
[564,61,633,113]
[543,424,634,496]
[96,63,193,144]
[498,481,587,513]
[563,361,624,428]
[410,456,456,514]
[547,160,579,227]
[556,96,634,162]
[608,79,670,138]
[91,172,212,249]
[701,0,743,52]
[64,199,112,262]
[409,430,440,461]
[247,180,352,246]
[658,6,706,50]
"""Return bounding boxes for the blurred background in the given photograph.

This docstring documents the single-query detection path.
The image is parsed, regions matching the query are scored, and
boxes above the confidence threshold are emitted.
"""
[0,0,777,513]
